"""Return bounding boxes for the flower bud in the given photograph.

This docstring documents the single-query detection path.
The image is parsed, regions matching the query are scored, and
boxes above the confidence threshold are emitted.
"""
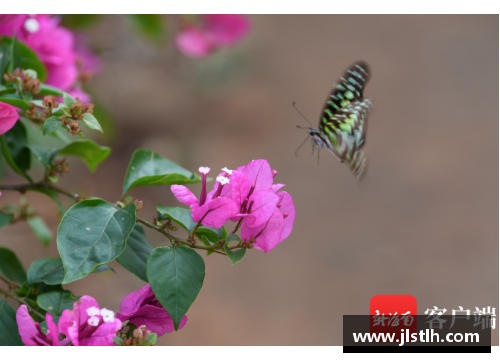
[42,95,59,110]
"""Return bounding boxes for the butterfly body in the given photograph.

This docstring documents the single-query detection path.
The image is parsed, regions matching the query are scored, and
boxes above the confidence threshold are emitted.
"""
[307,61,372,180]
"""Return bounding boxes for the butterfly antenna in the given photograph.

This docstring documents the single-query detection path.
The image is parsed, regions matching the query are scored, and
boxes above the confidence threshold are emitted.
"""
[292,102,313,127]
[295,134,311,157]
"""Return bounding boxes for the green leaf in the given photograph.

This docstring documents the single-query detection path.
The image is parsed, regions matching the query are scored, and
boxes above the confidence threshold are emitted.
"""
[0,44,11,84]
[27,216,53,247]
[147,246,205,331]
[38,83,64,96]
[27,258,65,285]
[62,92,76,107]
[0,211,14,229]
[0,37,47,82]
[93,264,115,274]
[61,14,101,29]
[9,34,20,72]
[57,200,137,284]
[122,149,201,196]
[156,205,196,233]
[0,299,23,346]
[27,139,110,173]
[127,14,166,43]
[116,224,153,282]
[37,290,78,317]
[113,336,123,346]
[0,134,33,183]
[42,116,62,135]
[2,121,30,172]
[0,96,30,110]
[196,226,225,243]
[225,233,241,243]
[224,245,246,265]
[57,139,111,173]
[27,257,114,285]
[0,86,16,95]
[0,247,27,285]
[82,113,103,133]
[39,316,60,335]
[140,332,157,346]
[26,144,59,167]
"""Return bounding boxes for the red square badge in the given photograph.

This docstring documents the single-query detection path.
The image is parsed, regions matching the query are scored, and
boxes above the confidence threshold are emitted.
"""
[370,295,417,336]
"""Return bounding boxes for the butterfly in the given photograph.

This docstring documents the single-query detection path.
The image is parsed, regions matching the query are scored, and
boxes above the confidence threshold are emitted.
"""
[296,61,372,181]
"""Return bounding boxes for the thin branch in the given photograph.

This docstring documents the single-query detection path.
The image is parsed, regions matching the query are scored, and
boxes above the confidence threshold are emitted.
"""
[0,287,45,320]
[0,274,19,288]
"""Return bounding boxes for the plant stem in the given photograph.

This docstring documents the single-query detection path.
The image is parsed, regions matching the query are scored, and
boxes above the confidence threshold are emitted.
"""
[2,182,229,253]
[0,274,19,288]
[0,287,45,320]
[232,217,243,234]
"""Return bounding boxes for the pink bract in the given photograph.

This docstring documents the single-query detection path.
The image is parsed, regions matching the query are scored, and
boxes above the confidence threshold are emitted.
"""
[175,14,250,58]
[192,197,239,228]
[16,305,62,346]
[117,283,187,336]
[0,14,99,94]
[175,26,212,58]
[58,295,121,346]
[241,208,285,253]
[0,102,19,135]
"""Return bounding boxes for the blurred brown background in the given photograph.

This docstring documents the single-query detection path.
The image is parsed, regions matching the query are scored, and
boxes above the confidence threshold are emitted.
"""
[1,15,498,345]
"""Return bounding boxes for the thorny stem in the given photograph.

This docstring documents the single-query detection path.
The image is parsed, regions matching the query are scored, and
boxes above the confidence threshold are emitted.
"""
[0,287,46,320]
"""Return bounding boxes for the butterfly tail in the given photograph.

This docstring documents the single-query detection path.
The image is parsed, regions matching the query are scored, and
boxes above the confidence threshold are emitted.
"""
[347,150,368,181]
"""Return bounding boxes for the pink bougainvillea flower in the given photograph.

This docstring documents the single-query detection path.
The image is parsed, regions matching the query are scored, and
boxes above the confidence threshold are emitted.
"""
[241,208,285,253]
[175,26,212,58]
[171,167,238,228]
[173,160,295,252]
[204,14,251,47]
[240,191,295,253]
[0,15,99,94]
[117,283,187,336]
[16,305,67,346]
[175,14,250,58]
[221,160,295,252]
[58,295,121,346]
[0,101,19,135]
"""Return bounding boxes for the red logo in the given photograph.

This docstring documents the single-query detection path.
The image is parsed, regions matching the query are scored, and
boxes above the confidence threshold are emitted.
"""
[370,295,417,336]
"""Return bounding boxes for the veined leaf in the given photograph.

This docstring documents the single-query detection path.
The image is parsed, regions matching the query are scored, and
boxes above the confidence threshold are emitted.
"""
[147,246,205,331]
[122,149,201,196]
[57,200,136,284]
[116,224,153,282]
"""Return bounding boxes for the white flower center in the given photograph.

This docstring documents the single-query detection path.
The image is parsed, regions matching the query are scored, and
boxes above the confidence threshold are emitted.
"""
[198,166,210,175]
[221,167,232,175]
[100,308,115,322]
[86,306,101,317]
[216,176,230,185]
[87,316,100,326]
[24,18,40,33]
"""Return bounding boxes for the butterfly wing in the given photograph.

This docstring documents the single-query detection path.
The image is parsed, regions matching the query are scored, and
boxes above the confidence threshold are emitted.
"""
[319,99,372,180]
[319,61,371,120]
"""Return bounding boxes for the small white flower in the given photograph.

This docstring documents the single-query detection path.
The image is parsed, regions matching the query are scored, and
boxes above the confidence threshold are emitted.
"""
[221,167,232,175]
[198,166,210,175]
[86,306,100,316]
[216,176,230,185]
[24,18,39,33]
[100,308,115,322]
[87,316,100,326]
